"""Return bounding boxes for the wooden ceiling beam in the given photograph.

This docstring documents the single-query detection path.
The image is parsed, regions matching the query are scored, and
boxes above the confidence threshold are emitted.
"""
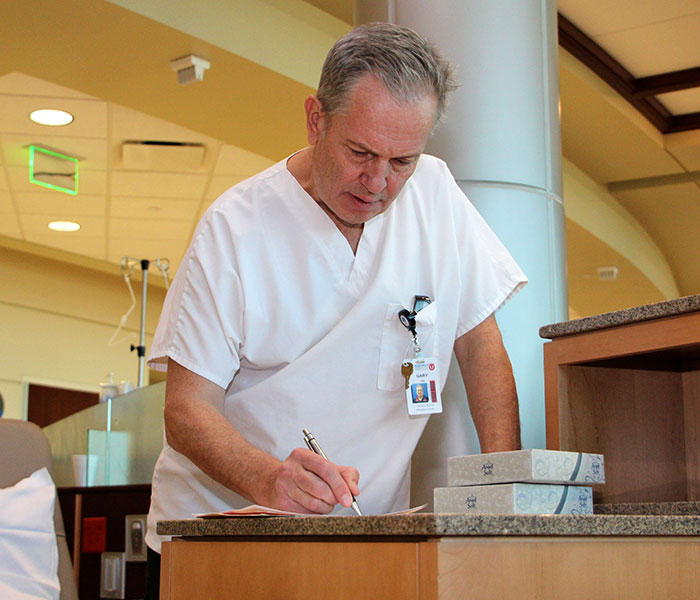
[557,13,699,133]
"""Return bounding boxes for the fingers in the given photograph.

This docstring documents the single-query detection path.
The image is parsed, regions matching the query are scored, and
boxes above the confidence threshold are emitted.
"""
[274,448,360,513]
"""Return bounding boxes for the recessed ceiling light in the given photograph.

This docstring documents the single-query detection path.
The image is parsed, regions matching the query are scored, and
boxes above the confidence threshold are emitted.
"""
[29,109,74,126]
[48,220,80,232]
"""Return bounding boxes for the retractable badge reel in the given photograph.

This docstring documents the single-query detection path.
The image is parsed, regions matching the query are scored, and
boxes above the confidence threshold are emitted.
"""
[398,296,442,416]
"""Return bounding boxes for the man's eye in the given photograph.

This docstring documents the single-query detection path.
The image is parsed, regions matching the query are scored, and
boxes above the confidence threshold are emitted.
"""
[350,149,367,157]
[393,158,413,167]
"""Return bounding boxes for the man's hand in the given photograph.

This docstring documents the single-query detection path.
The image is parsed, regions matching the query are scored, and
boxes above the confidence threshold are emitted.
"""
[454,314,521,452]
[261,448,360,513]
[163,358,360,513]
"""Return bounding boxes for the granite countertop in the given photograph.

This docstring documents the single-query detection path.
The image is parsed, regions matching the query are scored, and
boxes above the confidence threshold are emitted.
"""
[539,293,700,339]
[158,509,700,539]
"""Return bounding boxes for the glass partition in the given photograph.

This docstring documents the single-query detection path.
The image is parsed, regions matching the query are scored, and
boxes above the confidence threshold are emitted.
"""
[43,381,165,487]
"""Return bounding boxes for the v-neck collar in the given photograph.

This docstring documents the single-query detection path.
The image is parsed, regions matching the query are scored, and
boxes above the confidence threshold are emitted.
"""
[279,164,384,294]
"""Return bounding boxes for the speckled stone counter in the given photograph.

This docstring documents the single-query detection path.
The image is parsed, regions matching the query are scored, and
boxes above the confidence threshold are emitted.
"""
[158,510,700,539]
[159,510,700,599]
[539,293,700,339]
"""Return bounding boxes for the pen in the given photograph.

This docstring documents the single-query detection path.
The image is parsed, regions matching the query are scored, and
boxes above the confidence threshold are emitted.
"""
[302,428,363,516]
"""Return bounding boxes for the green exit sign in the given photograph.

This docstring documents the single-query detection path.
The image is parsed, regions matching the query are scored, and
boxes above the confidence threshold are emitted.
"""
[29,145,79,195]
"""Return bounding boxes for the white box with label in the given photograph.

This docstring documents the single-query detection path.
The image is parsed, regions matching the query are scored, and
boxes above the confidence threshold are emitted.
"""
[447,449,605,487]
[434,483,594,515]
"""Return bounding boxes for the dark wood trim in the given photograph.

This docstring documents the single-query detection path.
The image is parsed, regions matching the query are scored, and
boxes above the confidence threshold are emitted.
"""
[633,66,700,98]
[557,13,700,133]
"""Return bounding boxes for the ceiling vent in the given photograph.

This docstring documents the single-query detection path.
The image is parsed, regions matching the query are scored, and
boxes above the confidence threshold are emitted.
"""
[597,266,619,281]
[121,140,206,171]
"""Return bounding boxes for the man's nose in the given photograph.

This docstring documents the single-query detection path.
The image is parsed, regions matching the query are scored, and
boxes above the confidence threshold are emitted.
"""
[360,159,388,195]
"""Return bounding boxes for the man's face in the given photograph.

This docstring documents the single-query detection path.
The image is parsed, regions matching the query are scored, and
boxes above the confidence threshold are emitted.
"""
[416,385,425,399]
[305,74,437,228]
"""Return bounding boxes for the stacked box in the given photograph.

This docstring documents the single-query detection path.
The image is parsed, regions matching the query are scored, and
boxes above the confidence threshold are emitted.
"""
[434,449,604,515]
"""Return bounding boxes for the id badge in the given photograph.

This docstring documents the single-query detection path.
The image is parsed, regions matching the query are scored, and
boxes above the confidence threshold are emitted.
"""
[403,357,442,416]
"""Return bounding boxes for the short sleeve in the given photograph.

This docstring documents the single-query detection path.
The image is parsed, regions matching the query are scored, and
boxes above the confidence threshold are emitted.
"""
[442,167,528,338]
[148,207,245,389]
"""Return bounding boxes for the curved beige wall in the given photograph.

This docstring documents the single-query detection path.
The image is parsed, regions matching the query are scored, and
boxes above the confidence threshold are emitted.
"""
[563,158,679,300]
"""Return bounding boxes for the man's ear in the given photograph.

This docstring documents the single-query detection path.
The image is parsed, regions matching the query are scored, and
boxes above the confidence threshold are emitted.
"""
[304,95,325,145]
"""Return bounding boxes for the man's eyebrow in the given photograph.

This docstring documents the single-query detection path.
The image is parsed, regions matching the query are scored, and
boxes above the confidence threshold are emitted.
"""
[347,139,420,160]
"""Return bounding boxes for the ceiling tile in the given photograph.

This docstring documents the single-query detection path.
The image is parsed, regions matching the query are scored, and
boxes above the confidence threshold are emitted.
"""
[20,214,104,237]
[0,190,13,211]
[0,168,8,190]
[24,233,105,261]
[110,171,207,198]
[0,72,98,99]
[0,95,108,138]
[6,165,107,195]
[110,104,218,147]
[15,191,105,217]
[109,217,192,240]
[557,0,700,36]
[110,196,199,220]
[1,134,108,170]
[656,88,700,117]
[215,145,275,175]
[0,211,21,237]
[594,15,700,75]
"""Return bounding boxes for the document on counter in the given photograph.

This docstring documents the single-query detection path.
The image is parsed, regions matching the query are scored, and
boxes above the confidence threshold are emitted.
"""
[196,504,427,518]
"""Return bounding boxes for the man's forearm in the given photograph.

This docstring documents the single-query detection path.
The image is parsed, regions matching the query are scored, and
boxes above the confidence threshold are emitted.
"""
[454,315,521,452]
[163,359,282,506]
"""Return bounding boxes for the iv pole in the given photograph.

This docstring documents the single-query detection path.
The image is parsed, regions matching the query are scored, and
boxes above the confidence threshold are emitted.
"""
[118,256,169,387]
[131,259,150,387]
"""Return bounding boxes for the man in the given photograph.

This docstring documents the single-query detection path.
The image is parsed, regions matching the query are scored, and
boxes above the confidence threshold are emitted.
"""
[144,22,526,597]
[413,384,427,402]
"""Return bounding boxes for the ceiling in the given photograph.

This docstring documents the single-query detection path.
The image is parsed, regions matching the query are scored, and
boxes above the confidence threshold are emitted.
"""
[0,0,699,318]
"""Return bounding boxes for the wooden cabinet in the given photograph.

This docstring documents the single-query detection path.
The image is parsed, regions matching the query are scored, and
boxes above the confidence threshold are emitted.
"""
[543,311,700,503]
[160,535,700,599]
[58,485,151,599]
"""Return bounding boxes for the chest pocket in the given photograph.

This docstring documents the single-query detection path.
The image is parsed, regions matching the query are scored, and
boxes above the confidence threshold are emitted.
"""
[377,301,439,391]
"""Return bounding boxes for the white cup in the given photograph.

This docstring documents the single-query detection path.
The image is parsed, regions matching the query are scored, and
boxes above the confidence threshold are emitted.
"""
[72,454,98,486]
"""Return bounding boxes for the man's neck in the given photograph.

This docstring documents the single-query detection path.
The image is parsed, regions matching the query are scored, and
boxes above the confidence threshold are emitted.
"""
[287,149,363,254]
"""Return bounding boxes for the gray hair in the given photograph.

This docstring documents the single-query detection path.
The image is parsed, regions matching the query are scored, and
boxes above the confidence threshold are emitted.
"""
[317,22,457,124]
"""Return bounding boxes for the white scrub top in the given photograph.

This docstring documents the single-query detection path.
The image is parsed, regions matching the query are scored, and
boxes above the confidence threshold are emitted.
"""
[145,154,526,552]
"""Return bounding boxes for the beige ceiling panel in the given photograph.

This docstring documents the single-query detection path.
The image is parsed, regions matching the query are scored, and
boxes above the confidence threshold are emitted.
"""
[107,238,187,271]
[1,134,108,169]
[613,182,700,295]
[20,214,104,237]
[111,171,207,198]
[110,217,192,241]
[560,65,683,183]
[6,165,106,195]
[25,233,105,260]
[0,190,13,211]
[15,191,105,217]
[0,95,108,138]
[0,211,21,237]
[557,0,700,36]
[0,72,98,99]
[206,175,247,200]
[111,104,218,148]
[215,145,275,176]
[656,88,700,116]
[110,196,199,221]
[665,130,700,170]
[594,15,700,75]
[0,167,7,190]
